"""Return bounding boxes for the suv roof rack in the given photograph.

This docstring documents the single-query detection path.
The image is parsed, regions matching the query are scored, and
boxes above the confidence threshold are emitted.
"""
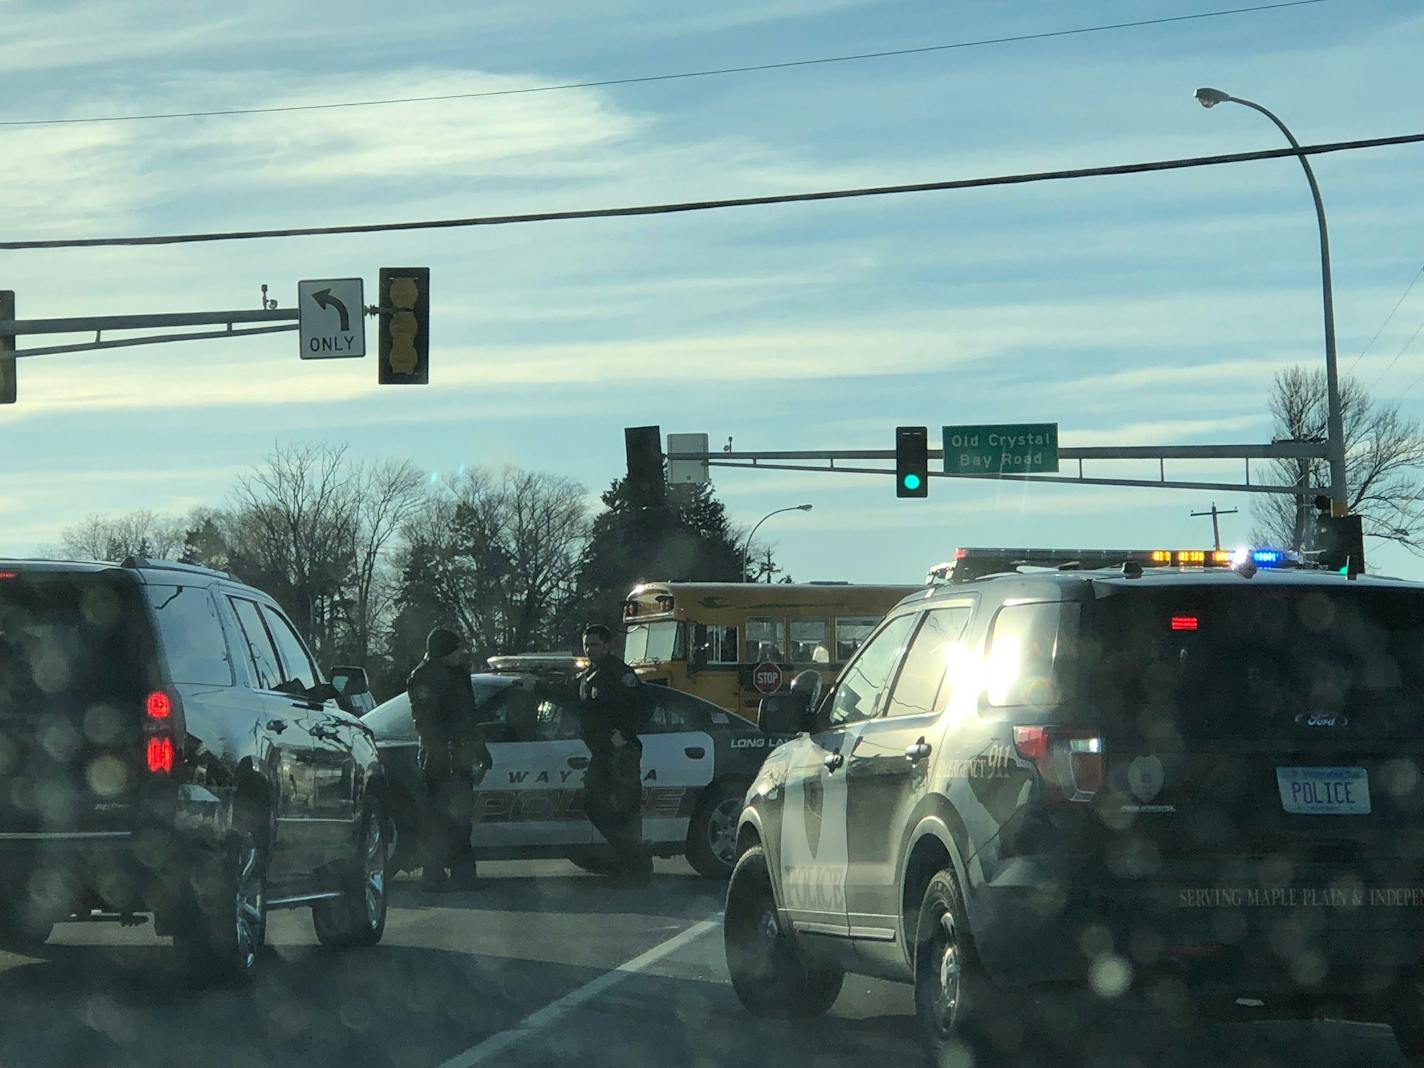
[121,556,232,580]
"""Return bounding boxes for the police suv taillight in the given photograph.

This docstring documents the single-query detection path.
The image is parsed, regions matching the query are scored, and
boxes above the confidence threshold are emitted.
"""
[1013,726,1103,804]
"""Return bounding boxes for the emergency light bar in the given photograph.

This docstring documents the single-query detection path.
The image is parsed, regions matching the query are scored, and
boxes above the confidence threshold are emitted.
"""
[927,546,1295,584]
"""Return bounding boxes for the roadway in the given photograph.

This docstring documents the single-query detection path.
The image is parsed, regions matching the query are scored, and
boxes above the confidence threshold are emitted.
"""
[0,860,1409,1068]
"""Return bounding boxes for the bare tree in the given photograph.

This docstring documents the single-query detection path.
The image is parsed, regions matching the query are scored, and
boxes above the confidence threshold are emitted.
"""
[345,458,427,663]
[229,442,359,659]
[1254,367,1424,553]
[56,509,187,562]
[394,467,590,661]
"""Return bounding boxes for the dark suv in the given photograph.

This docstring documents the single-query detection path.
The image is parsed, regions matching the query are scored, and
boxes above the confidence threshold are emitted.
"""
[0,558,388,982]
[725,559,1424,1064]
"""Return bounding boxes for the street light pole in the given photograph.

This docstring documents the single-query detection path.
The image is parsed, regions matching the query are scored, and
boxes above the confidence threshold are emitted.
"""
[1196,87,1348,515]
[740,505,812,582]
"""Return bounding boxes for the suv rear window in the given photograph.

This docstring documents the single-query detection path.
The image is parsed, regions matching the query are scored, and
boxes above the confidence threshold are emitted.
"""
[145,584,233,686]
[1086,585,1424,741]
[0,573,155,711]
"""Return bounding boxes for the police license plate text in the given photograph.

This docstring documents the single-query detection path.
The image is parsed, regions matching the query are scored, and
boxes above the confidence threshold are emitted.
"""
[1276,766,1370,815]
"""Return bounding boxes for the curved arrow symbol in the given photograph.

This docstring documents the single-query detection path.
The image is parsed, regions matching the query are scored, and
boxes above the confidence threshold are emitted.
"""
[312,288,351,332]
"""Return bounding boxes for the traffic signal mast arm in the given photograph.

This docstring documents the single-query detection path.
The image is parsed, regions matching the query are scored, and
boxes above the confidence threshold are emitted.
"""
[664,442,1334,499]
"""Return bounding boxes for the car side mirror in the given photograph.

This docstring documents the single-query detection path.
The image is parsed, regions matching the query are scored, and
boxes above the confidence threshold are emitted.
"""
[758,691,812,735]
[329,666,370,697]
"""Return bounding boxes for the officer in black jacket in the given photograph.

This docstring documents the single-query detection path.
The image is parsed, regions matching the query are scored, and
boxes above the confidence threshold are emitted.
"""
[577,623,653,886]
[408,627,492,892]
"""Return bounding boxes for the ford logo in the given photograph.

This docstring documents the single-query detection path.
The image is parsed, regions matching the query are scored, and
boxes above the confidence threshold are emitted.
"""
[1296,712,1349,728]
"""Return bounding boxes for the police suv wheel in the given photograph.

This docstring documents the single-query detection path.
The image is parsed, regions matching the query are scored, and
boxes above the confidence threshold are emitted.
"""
[724,845,843,1018]
[686,780,747,880]
[314,801,389,949]
[914,870,1001,1066]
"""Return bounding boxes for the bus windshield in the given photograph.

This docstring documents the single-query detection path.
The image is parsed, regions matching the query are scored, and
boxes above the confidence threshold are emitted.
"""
[624,621,686,665]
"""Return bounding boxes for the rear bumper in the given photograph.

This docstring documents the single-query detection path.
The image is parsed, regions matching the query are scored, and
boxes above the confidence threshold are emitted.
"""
[0,827,204,919]
[970,857,1424,997]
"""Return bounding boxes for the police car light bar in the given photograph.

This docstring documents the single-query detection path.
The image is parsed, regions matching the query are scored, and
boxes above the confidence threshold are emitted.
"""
[929,547,1294,584]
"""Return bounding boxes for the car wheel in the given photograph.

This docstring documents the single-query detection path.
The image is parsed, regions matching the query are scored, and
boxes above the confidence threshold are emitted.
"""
[0,908,55,950]
[914,870,1001,1067]
[723,845,843,1017]
[175,830,267,985]
[314,801,389,950]
[1390,978,1424,1066]
[686,780,747,880]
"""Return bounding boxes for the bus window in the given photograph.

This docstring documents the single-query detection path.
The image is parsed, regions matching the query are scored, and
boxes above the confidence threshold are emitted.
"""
[625,620,686,666]
[706,625,738,664]
[747,617,785,661]
[836,617,879,660]
[790,619,830,663]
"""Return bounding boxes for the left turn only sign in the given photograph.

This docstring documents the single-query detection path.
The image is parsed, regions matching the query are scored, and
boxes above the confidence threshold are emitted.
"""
[298,278,366,359]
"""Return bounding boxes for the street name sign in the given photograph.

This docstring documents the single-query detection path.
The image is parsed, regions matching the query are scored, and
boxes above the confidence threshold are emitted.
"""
[299,278,365,359]
[943,423,1059,475]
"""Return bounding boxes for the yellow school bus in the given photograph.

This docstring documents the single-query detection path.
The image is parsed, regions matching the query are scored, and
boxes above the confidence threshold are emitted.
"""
[620,581,921,720]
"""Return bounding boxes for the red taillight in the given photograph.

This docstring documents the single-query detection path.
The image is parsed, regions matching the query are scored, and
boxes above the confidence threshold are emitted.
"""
[0,571,17,580]
[1014,726,1103,804]
[146,736,175,775]
[146,691,172,719]
[1170,616,1199,632]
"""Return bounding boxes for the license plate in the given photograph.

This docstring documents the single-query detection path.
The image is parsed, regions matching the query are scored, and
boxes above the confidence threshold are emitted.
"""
[1276,766,1371,815]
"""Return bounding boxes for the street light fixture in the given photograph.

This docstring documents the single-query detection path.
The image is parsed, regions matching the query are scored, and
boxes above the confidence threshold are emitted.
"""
[741,505,813,583]
[1194,86,1348,516]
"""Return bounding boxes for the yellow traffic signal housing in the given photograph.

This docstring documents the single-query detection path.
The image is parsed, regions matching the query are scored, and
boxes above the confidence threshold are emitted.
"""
[378,268,429,384]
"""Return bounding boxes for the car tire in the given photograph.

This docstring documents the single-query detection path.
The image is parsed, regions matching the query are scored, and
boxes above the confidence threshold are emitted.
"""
[174,830,267,986]
[913,870,999,1067]
[686,780,748,880]
[313,801,389,950]
[723,845,844,1018]
[1389,979,1424,1066]
[0,908,55,950]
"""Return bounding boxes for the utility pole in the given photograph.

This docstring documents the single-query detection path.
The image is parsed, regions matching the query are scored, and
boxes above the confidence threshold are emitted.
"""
[1190,502,1238,549]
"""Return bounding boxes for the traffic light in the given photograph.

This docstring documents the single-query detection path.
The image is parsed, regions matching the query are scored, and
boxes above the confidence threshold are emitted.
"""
[1315,512,1365,576]
[896,426,929,498]
[624,425,665,505]
[0,290,15,405]
[378,267,429,384]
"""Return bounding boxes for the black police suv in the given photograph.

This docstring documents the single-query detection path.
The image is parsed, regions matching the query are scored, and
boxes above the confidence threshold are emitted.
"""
[0,558,388,982]
[725,553,1424,1065]
[367,660,795,880]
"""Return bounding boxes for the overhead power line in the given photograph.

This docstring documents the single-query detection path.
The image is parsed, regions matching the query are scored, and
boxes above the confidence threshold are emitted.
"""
[1374,319,1424,395]
[0,131,1416,253]
[1347,264,1424,376]
[0,0,1329,128]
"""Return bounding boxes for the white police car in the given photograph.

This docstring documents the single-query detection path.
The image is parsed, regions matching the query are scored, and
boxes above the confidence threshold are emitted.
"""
[365,660,794,879]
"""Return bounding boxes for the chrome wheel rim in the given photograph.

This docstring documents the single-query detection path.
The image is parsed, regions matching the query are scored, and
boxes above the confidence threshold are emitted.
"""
[364,817,387,928]
[708,797,742,867]
[234,842,263,972]
[933,911,962,1032]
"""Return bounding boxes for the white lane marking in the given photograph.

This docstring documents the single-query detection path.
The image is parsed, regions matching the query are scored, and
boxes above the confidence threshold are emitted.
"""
[439,916,721,1068]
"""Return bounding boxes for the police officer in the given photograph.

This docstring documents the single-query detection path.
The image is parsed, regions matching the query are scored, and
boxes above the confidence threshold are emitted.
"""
[577,623,653,887]
[408,627,492,892]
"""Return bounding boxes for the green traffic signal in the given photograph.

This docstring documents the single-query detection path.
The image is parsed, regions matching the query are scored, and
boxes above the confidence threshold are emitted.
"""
[903,473,922,492]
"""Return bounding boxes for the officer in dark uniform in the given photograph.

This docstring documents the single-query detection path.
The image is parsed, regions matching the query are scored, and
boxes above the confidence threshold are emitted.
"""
[577,623,653,887]
[408,627,492,892]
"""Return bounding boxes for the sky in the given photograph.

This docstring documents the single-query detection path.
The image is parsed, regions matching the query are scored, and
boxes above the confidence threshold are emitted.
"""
[0,0,1422,586]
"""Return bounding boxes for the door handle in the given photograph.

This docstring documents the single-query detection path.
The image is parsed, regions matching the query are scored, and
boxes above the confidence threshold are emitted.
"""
[824,750,844,772]
[567,756,589,770]
[906,738,932,762]
[684,746,706,760]
[267,720,288,734]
